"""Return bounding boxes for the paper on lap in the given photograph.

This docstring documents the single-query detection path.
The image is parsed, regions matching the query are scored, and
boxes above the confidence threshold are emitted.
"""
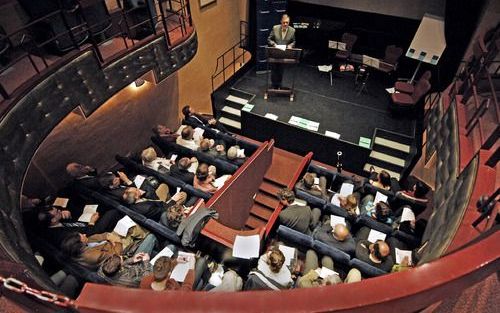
[367,229,387,243]
[113,216,137,237]
[232,235,260,259]
[278,245,296,266]
[78,205,98,223]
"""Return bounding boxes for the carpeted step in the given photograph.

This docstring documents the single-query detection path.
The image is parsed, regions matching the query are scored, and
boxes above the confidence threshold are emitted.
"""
[225,95,248,106]
[219,117,241,130]
[367,156,405,175]
[370,151,406,167]
[372,141,410,160]
[229,88,254,101]
[221,105,241,117]
[375,129,414,146]
[374,137,411,153]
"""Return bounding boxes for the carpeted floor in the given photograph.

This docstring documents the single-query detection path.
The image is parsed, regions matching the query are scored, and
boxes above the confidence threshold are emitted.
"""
[229,64,416,144]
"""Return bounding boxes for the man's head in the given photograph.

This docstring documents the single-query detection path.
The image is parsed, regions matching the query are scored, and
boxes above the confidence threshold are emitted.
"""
[378,170,391,188]
[277,188,295,206]
[152,124,170,136]
[281,14,290,30]
[141,147,157,163]
[66,163,95,179]
[227,146,238,160]
[374,201,392,223]
[153,256,176,282]
[303,173,315,189]
[102,255,123,277]
[37,206,63,227]
[181,105,193,118]
[340,194,358,211]
[98,173,120,190]
[123,187,141,204]
[181,126,194,140]
[370,240,390,262]
[195,163,210,182]
[413,181,430,198]
[177,157,191,170]
[267,248,285,274]
[60,232,85,258]
[332,224,350,242]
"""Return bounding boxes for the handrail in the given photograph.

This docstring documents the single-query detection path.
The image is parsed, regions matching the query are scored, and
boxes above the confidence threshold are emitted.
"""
[0,0,193,101]
[211,21,250,92]
[75,224,499,313]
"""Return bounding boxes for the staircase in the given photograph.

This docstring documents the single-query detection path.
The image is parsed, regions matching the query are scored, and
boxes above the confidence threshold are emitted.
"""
[218,88,254,134]
[363,129,414,181]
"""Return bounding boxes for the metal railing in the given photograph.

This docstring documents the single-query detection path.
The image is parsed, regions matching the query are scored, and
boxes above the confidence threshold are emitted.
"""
[0,0,193,101]
[211,21,250,92]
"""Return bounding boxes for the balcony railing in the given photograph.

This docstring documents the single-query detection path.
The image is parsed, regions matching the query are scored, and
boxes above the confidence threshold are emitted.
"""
[0,0,193,101]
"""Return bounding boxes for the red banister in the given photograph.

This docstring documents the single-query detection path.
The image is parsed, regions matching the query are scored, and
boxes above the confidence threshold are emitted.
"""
[75,226,499,313]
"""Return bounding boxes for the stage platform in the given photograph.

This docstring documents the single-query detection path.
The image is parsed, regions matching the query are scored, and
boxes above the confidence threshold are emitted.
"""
[215,64,416,145]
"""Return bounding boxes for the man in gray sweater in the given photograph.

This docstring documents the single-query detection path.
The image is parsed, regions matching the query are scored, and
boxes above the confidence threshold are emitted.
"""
[278,188,321,234]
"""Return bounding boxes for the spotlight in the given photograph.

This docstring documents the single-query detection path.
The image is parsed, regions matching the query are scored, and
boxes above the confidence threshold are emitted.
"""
[134,78,145,87]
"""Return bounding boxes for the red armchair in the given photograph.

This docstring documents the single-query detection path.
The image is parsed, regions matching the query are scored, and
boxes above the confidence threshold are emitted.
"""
[395,70,431,94]
[335,32,358,61]
[391,78,431,110]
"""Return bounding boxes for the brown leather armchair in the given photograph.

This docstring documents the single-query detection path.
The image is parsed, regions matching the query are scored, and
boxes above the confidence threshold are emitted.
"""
[395,70,431,94]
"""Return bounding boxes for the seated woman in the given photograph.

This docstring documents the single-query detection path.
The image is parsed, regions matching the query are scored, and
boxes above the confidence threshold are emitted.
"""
[198,138,226,158]
[141,147,172,172]
[338,194,359,217]
[297,250,361,288]
[368,168,392,191]
[193,163,218,194]
[396,181,429,202]
[365,201,394,225]
[244,247,293,290]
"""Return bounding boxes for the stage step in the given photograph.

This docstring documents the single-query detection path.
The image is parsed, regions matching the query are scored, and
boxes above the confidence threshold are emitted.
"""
[255,192,280,209]
[226,95,248,105]
[370,151,406,168]
[374,137,411,153]
[221,105,241,117]
[219,117,241,130]
[259,179,283,196]
[250,203,274,220]
[363,164,400,180]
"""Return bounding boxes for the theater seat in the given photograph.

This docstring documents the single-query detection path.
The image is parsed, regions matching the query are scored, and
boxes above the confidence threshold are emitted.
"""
[395,71,431,94]
[391,78,431,112]
[294,189,327,208]
[276,225,314,249]
[349,258,388,277]
[312,240,351,265]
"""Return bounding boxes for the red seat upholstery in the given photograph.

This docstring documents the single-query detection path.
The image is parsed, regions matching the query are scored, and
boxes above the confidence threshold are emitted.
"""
[395,70,432,94]
[391,78,431,109]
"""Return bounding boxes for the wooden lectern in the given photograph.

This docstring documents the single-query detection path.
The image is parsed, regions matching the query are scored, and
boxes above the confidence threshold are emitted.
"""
[265,47,302,101]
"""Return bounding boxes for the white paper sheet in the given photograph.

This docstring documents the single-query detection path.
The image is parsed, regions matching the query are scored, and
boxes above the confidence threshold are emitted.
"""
[78,204,98,223]
[330,194,341,206]
[374,191,388,204]
[313,177,320,185]
[176,187,181,194]
[276,44,287,51]
[318,266,339,279]
[149,246,174,265]
[213,175,231,189]
[133,175,146,188]
[395,248,413,265]
[232,235,260,259]
[170,154,178,162]
[236,149,246,158]
[318,65,333,72]
[278,245,296,266]
[53,197,69,208]
[208,265,224,287]
[113,215,137,237]
[264,113,279,120]
[325,130,341,139]
[187,161,198,173]
[339,183,354,196]
[401,207,416,222]
[330,215,346,227]
[367,229,387,243]
[170,252,196,282]
[385,87,396,94]
[193,127,205,141]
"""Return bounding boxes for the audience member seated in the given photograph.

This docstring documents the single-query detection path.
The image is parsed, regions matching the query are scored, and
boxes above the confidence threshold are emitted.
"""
[98,252,152,288]
[396,181,430,203]
[37,205,122,246]
[97,171,136,200]
[152,125,179,142]
[182,105,228,133]
[122,187,187,220]
[278,188,321,235]
[141,147,172,173]
[364,201,394,225]
[244,247,293,290]
[66,162,100,189]
[169,157,196,185]
[313,223,356,256]
[338,194,359,218]
[297,250,361,288]
[199,139,226,158]
[176,126,201,151]
[193,163,218,194]
[368,168,392,191]
[226,145,247,166]
[208,269,243,292]
[160,203,185,231]
[355,239,394,272]
[295,172,329,201]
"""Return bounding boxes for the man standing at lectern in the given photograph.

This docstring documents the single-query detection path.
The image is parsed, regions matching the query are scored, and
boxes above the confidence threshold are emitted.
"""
[267,14,296,89]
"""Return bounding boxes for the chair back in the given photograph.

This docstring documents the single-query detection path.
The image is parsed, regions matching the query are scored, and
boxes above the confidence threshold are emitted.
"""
[341,33,358,51]
[383,45,403,65]
[411,79,431,102]
[419,70,432,82]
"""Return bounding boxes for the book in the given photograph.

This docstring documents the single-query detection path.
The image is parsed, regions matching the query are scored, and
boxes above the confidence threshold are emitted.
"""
[113,216,137,237]
[374,191,388,204]
[232,235,260,259]
[53,197,69,208]
[367,229,387,243]
[149,246,174,265]
[401,207,416,222]
[395,248,413,265]
[330,215,346,227]
[78,205,98,223]
[133,175,146,188]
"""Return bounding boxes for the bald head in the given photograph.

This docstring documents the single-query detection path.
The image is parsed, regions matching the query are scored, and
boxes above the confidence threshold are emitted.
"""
[333,224,350,241]
[66,162,94,178]
[371,240,390,262]
[377,241,390,258]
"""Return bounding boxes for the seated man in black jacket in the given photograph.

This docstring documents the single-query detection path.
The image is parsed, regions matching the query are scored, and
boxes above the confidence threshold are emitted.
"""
[355,239,394,272]
[122,187,187,221]
[182,105,228,133]
[169,157,196,185]
[313,223,356,256]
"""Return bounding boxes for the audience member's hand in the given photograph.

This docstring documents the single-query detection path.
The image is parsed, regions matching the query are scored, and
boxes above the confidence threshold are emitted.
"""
[133,252,150,263]
[190,157,198,163]
[401,256,411,267]
[171,191,186,203]
[106,233,122,245]
[60,210,72,219]
[215,145,224,152]
[208,118,217,125]
[117,171,132,185]
[89,212,100,225]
